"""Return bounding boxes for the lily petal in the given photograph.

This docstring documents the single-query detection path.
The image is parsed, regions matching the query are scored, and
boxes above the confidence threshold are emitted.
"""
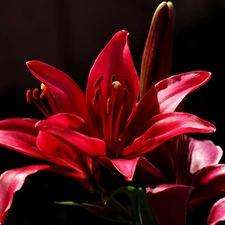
[36,131,92,175]
[26,61,85,115]
[189,138,223,173]
[141,144,174,183]
[26,61,98,136]
[0,118,96,181]
[0,165,50,224]
[137,156,168,184]
[34,113,87,133]
[124,71,211,140]
[98,156,140,181]
[189,164,225,211]
[35,121,106,157]
[146,184,194,225]
[122,112,215,157]
[207,197,225,225]
[86,30,139,133]
[0,118,43,159]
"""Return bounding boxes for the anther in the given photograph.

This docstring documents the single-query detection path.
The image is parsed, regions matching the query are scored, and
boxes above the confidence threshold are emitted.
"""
[26,89,32,104]
[106,98,112,115]
[93,88,100,104]
[124,79,132,92]
[123,88,128,104]
[111,75,116,83]
[32,88,39,100]
[94,76,104,88]
[40,89,46,99]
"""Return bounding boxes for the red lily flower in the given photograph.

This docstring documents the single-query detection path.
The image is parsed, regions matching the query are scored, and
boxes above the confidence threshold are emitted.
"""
[142,135,225,225]
[0,2,216,224]
[0,31,215,185]
[26,30,215,182]
[0,30,217,225]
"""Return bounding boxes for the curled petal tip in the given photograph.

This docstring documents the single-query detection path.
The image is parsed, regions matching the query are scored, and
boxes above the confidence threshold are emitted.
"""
[208,123,216,133]
[26,61,33,67]
[26,60,36,69]
[26,60,37,65]
[120,30,129,36]
[35,121,41,129]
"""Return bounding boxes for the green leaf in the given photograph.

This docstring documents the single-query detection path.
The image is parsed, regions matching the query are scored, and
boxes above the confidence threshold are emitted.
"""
[102,186,136,204]
[137,188,158,225]
[55,200,131,223]
[102,186,141,225]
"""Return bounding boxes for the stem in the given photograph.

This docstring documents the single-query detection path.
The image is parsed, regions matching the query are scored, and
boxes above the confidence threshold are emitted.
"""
[89,178,132,222]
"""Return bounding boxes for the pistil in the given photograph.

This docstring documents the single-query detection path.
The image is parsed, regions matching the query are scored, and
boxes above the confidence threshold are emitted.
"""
[93,75,129,158]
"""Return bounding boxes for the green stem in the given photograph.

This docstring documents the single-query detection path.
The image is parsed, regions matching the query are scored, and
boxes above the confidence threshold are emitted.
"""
[90,178,132,222]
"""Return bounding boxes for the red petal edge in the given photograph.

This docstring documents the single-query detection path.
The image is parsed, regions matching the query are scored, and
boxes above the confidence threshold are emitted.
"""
[0,165,50,224]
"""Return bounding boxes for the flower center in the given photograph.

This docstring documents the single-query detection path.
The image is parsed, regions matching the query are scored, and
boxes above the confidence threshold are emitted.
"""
[26,83,60,118]
[93,75,130,158]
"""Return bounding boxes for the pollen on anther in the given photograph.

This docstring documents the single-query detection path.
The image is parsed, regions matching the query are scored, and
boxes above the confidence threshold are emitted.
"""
[93,88,100,104]
[94,76,104,88]
[40,83,46,90]
[112,81,121,89]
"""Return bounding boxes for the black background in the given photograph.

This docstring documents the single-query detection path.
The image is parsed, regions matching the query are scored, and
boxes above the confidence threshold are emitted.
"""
[0,0,225,224]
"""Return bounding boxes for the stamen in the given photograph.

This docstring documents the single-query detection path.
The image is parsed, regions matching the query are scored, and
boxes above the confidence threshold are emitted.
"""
[26,84,60,118]
[94,76,104,88]
[41,86,60,114]
[28,93,51,119]
[40,83,47,99]
[93,88,100,104]
[124,78,132,92]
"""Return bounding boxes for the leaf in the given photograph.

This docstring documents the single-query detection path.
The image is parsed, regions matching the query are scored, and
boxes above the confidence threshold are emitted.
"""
[55,201,131,223]
[102,186,149,225]
[137,187,158,225]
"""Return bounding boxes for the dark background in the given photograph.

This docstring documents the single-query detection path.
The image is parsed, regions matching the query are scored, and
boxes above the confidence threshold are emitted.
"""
[0,0,225,224]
